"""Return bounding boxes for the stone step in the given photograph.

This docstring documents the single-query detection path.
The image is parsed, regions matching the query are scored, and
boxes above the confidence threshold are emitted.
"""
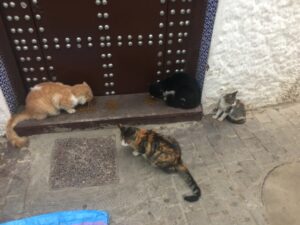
[16,93,203,136]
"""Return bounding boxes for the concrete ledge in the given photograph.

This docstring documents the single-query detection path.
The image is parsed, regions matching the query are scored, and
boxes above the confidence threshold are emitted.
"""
[16,93,203,136]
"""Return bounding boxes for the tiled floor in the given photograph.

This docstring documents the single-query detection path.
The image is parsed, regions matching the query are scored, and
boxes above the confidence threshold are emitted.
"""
[0,102,299,225]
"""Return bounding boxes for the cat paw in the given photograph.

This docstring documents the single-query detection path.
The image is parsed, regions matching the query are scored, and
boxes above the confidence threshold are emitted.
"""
[212,115,218,119]
[121,140,129,147]
[132,151,140,157]
[49,110,60,116]
[218,117,224,122]
[67,109,76,114]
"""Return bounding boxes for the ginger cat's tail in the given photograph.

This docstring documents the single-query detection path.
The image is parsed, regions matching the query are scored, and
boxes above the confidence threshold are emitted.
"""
[6,111,31,148]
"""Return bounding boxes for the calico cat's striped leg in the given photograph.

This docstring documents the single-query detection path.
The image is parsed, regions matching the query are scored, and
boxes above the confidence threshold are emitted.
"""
[132,151,140,157]
[161,166,177,174]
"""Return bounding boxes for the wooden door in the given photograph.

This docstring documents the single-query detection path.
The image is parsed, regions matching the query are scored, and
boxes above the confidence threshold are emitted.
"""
[0,0,207,96]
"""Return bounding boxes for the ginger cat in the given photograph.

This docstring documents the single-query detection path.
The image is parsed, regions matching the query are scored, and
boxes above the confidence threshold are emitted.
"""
[6,81,93,148]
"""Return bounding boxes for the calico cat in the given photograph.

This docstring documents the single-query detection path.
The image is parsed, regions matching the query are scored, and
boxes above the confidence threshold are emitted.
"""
[212,91,238,121]
[6,81,93,148]
[118,124,201,202]
[149,72,201,109]
[226,99,246,124]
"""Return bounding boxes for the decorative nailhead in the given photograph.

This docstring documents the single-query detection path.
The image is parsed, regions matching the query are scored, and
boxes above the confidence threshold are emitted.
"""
[20,2,27,8]
[24,15,30,20]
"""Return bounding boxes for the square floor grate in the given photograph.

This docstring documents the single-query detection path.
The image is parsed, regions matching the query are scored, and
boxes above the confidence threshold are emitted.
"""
[49,136,118,189]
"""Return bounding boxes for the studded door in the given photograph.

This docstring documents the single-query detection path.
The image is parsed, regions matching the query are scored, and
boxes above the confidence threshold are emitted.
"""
[0,0,207,96]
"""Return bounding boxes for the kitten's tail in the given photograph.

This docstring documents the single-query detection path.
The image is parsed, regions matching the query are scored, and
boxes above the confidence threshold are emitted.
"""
[6,111,31,148]
[176,163,201,202]
[226,116,246,124]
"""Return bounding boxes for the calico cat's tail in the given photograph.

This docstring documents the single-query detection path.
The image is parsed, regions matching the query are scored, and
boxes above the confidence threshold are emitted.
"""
[176,163,201,202]
[6,111,31,148]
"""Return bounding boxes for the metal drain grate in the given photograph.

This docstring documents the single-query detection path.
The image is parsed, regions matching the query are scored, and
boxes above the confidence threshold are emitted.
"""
[49,136,118,189]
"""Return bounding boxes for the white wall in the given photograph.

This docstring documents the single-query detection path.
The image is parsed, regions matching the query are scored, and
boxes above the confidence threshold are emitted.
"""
[202,0,300,113]
[0,89,10,136]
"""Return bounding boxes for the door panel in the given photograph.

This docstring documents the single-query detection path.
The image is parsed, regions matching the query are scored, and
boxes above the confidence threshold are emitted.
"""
[0,0,207,96]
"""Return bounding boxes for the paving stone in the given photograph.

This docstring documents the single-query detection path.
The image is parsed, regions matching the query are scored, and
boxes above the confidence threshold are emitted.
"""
[254,111,272,123]
[202,118,220,137]
[0,178,9,206]
[242,138,265,153]
[198,151,220,166]
[262,142,287,160]
[262,122,282,132]
[224,162,256,190]
[265,108,288,126]
[284,143,300,157]
[208,210,236,225]
[251,150,276,166]
[164,205,187,225]
[228,198,257,225]
[267,127,297,147]
[0,103,299,224]
[248,206,269,225]
[214,122,238,138]
[238,160,263,183]
[290,103,300,113]
[277,106,298,118]
[186,208,211,225]
[2,195,24,217]
[7,163,30,196]
[233,126,254,139]
[252,130,276,146]
[245,118,264,132]
[288,116,300,126]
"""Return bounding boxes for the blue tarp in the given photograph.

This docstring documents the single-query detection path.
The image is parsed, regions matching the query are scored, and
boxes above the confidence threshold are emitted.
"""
[1,210,109,225]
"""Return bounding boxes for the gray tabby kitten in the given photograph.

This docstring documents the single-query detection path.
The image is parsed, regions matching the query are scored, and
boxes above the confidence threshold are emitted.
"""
[226,99,246,124]
[213,91,238,121]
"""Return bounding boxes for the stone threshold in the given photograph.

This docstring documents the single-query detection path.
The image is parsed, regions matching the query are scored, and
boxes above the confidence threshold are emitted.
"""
[16,93,203,136]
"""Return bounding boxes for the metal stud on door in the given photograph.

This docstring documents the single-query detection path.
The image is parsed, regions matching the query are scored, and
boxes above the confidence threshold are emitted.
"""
[0,0,50,88]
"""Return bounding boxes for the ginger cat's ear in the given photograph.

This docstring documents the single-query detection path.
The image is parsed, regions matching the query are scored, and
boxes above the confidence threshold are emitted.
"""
[118,124,123,129]
[83,81,88,85]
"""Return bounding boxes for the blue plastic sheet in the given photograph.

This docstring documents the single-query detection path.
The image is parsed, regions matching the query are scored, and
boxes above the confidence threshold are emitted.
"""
[1,210,109,225]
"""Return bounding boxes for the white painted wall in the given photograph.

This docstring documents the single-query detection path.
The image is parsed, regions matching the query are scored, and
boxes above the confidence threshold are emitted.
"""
[202,0,300,113]
[0,89,10,136]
